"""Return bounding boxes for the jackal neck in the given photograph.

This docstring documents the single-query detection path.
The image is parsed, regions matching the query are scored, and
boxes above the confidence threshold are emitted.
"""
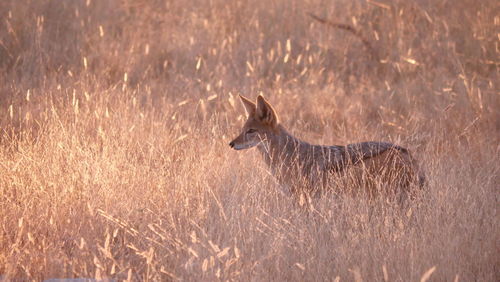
[256,124,303,166]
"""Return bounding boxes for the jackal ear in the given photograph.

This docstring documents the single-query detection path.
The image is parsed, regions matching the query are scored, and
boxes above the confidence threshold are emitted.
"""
[239,95,256,116]
[256,95,278,125]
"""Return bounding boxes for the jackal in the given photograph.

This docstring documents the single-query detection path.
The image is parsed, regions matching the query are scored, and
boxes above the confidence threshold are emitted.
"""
[229,95,424,201]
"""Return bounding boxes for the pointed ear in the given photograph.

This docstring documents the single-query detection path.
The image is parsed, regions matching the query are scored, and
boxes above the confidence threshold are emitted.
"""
[256,95,278,125]
[239,95,256,116]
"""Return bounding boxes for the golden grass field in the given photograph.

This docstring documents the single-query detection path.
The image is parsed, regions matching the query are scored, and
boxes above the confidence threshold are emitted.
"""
[0,0,498,280]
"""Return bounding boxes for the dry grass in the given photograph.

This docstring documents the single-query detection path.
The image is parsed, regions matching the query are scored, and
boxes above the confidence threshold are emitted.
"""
[0,0,498,280]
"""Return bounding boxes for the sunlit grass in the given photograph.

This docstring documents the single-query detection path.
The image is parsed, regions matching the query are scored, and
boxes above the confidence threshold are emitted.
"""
[0,0,498,280]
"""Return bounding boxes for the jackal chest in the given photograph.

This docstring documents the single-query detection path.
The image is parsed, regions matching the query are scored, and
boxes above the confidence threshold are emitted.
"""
[263,153,327,186]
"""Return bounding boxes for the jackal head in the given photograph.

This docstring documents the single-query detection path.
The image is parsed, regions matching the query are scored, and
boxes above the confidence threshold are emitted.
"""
[229,95,279,150]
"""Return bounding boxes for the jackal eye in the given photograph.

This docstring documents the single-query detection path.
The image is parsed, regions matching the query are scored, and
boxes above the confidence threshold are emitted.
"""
[246,129,257,134]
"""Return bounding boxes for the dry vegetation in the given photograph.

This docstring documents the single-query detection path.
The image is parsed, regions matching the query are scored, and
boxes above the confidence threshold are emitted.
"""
[0,0,498,280]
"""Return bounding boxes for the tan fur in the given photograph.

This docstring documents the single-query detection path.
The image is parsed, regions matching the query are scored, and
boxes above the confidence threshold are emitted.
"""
[343,149,420,199]
[229,95,424,203]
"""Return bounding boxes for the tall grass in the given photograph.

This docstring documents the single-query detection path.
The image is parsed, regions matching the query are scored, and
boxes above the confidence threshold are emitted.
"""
[0,0,498,280]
